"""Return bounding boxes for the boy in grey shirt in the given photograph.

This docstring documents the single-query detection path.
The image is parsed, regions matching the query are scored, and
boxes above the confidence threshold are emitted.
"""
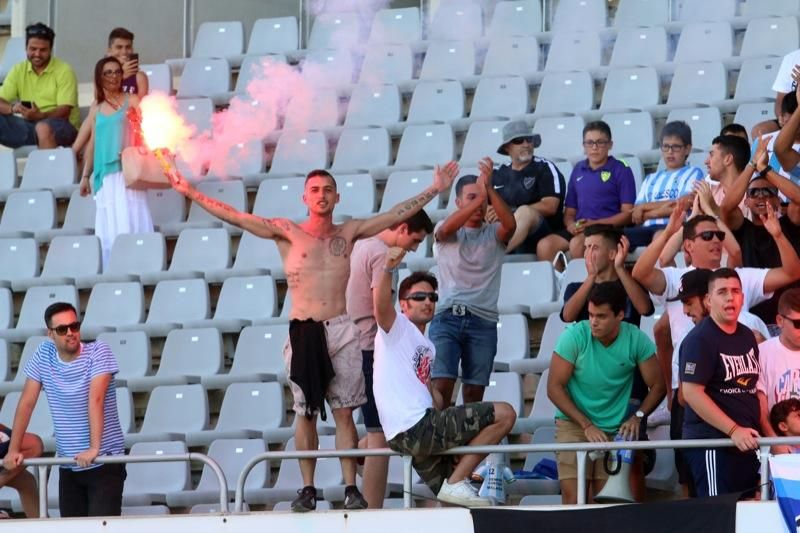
[431,157,516,404]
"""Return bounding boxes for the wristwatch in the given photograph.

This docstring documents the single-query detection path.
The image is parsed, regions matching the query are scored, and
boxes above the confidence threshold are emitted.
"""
[634,410,645,419]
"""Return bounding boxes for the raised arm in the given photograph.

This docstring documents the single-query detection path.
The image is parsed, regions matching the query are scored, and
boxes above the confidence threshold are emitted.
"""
[775,77,800,171]
[375,247,405,333]
[354,162,459,241]
[614,235,654,317]
[436,166,487,242]
[632,200,687,295]
[2,379,42,470]
[481,157,517,244]
[694,183,743,267]
[762,203,800,293]
[721,140,767,231]
[759,153,800,205]
[561,254,597,322]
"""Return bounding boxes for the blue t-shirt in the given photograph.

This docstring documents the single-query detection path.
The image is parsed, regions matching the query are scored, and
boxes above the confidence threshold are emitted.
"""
[635,165,704,226]
[24,340,125,470]
[565,156,636,221]
[679,317,760,440]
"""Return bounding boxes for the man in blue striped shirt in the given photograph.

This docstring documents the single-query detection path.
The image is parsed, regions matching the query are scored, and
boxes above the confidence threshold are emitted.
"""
[3,302,126,517]
[627,121,704,247]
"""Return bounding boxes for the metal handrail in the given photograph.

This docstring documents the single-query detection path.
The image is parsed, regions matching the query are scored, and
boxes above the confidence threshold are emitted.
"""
[21,452,228,518]
[233,436,800,511]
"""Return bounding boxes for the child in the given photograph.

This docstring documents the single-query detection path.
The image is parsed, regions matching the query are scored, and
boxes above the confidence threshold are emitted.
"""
[770,398,800,452]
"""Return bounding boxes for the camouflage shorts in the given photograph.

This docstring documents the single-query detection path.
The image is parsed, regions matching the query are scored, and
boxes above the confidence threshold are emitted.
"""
[387,402,495,494]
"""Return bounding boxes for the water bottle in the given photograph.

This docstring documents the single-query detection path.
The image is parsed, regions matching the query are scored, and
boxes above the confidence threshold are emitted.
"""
[614,433,634,465]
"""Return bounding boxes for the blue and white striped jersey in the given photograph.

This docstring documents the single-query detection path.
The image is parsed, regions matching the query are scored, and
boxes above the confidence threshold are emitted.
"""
[635,165,704,226]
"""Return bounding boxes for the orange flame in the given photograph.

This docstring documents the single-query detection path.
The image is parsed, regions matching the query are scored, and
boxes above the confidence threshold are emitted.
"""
[139,93,193,152]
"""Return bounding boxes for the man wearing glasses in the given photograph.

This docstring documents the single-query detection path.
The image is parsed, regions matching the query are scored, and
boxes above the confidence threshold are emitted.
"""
[373,247,516,507]
[490,120,566,257]
[0,23,79,148]
[3,302,126,517]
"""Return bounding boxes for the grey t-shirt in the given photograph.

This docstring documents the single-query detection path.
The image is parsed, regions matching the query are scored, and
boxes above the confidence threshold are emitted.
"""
[434,221,506,322]
[346,236,395,351]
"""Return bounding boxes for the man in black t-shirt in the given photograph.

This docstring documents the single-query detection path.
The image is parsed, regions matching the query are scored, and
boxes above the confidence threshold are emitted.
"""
[491,120,566,254]
[679,268,761,498]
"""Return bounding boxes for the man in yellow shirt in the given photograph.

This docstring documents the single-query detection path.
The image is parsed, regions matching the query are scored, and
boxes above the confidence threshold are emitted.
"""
[0,23,78,148]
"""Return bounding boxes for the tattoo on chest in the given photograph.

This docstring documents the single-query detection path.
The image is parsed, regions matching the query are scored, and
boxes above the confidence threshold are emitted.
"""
[329,236,347,256]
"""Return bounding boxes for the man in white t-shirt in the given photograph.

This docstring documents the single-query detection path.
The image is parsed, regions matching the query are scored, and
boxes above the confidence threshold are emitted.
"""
[758,288,800,455]
[759,48,800,139]
[373,247,516,507]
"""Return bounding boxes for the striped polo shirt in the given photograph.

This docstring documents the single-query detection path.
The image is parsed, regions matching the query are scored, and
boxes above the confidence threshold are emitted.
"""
[24,340,124,470]
[635,165,704,226]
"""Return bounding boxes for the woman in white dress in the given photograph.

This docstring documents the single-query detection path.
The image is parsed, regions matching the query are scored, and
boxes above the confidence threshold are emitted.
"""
[79,56,153,268]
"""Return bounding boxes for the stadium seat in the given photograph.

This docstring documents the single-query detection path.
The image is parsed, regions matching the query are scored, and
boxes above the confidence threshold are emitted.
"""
[466,76,529,123]
[126,384,209,445]
[121,278,209,337]
[0,149,16,191]
[203,324,286,389]
[734,102,775,136]
[429,1,483,41]
[545,32,602,73]
[344,84,402,128]
[176,58,231,103]
[0,285,78,342]
[191,502,251,513]
[166,438,269,507]
[330,127,391,174]
[532,116,586,161]
[407,80,465,124]
[665,62,727,108]
[230,54,286,98]
[380,171,437,213]
[419,40,476,81]
[176,97,214,136]
[0,36,24,82]
[186,275,278,331]
[81,281,145,337]
[147,188,187,228]
[0,293,10,331]
[252,177,307,219]
[498,262,557,318]
[394,124,455,169]
[519,494,563,505]
[600,67,660,111]
[122,441,191,506]
[142,63,172,94]
[558,258,589,301]
[94,232,167,284]
[601,112,655,158]
[674,0,737,21]
[487,0,542,37]
[188,382,286,445]
[493,314,530,371]
[179,180,246,233]
[0,391,53,450]
[0,190,56,241]
[481,36,540,78]
[459,120,508,167]
[166,21,243,71]
[735,57,782,102]
[301,48,354,88]
[208,139,265,181]
[117,386,135,435]
[245,17,299,55]
[369,7,421,44]
[740,17,799,58]
[514,425,560,494]
[0,238,38,285]
[509,313,568,375]
[11,235,100,292]
[673,22,733,64]
[741,0,800,16]
[610,27,668,70]
[623,155,645,192]
[335,174,377,218]
[358,44,414,85]
[666,107,722,151]
[477,372,524,415]
[639,314,657,343]
[96,330,151,383]
[308,12,362,51]
[38,189,96,241]
[0,340,8,382]
[283,88,340,131]
[140,228,230,284]
[268,131,327,177]
[613,0,669,27]
[515,371,557,434]
[646,424,679,491]
[534,71,593,116]
[0,336,45,395]
[552,0,607,32]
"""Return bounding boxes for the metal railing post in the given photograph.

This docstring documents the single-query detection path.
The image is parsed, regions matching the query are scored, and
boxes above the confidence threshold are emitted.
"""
[190,453,229,512]
[403,454,413,509]
[576,451,587,505]
[760,445,770,501]
[37,465,48,518]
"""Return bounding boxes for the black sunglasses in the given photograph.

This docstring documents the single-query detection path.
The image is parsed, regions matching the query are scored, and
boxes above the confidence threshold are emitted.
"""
[49,321,81,336]
[747,187,778,198]
[26,26,52,38]
[404,292,438,303]
[510,136,534,145]
[692,230,725,242]
[781,315,800,329]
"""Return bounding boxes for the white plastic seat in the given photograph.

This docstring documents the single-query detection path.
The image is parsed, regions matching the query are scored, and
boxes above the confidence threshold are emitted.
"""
[283,88,340,131]
[419,40,476,81]
[81,281,145,337]
[734,102,775,136]
[96,330,151,383]
[380,171,437,213]
[488,0,542,37]
[117,386,135,435]
[147,188,187,228]
[185,275,278,332]
[176,97,214,137]
[39,189,96,241]
[344,84,401,128]
[0,336,46,395]
[0,37,24,82]
[15,147,76,199]
[482,36,540,78]
[308,12,361,51]
[460,120,509,167]
[601,112,655,155]
[0,292,10,332]
[545,32,602,72]
[429,1,483,41]
[333,174,377,218]
[0,285,78,342]
[735,57,782,101]
[613,0,669,27]
[0,190,56,241]
[673,22,733,64]
[99,232,167,283]
[301,48,354,89]
[497,262,557,318]
[666,62,727,108]
[232,54,286,95]
[141,228,230,285]
[741,0,800,16]
[246,17,298,55]
[509,314,568,376]
[516,425,560,494]
[12,235,100,292]
[122,441,191,506]
[268,130,327,176]
[330,127,391,174]
[394,124,455,169]
[252,177,307,219]
[600,67,660,111]
[177,58,231,100]
[126,384,209,445]
[674,0,736,22]
[192,21,243,59]
[552,0,607,32]
[208,140,264,180]
[0,391,54,450]
[740,17,799,58]
[666,107,722,151]
[228,231,284,280]
[202,325,287,389]
[535,71,593,116]
[609,26,668,68]
[162,178,245,236]
[141,63,172,94]
[121,278,209,337]
[369,7,421,44]
[0,148,16,191]
[358,44,413,85]
[493,314,530,371]
[468,76,529,121]
[406,80,465,124]
[645,424,679,491]
[532,116,586,161]
[517,372,557,434]
[0,238,38,284]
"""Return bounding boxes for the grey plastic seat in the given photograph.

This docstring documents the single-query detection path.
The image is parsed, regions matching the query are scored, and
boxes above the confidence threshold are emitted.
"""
[666,62,727,108]
[674,0,736,22]
[488,0,542,37]
[117,386,135,435]
[15,147,77,199]
[552,0,607,32]
[666,107,722,151]
[407,80,465,124]
[0,289,10,330]
[268,130,327,176]
[0,149,16,191]
[0,36,24,82]
[96,330,151,383]
[147,188,187,228]
[369,7,421,44]
[167,438,269,506]
[0,336,8,375]
[497,262,557,318]
[203,325,287,389]
[141,63,172,94]
[81,282,145,337]
[734,102,775,136]
[613,0,669,27]
[126,384,209,445]
[429,1,483,41]
[177,58,231,101]
[232,54,286,96]
[0,336,46,394]
[122,441,191,506]
[330,127,391,174]
[601,112,655,156]
[492,314,530,371]
[252,177,307,219]
[380,171,437,213]
[159,179,246,236]
[335,174,377,218]
[231,231,285,280]
[308,12,361,51]
[208,139,265,181]
[482,36,540,78]
[394,124,455,169]
[600,67,660,111]
[532,116,585,161]
[121,278,209,337]
[460,120,509,167]
[185,275,277,332]
[0,285,78,342]
[609,27,668,68]
[0,391,54,450]
[188,382,285,445]
[741,0,800,16]
[301,48,354,89]
[673,22,733,64]
[740,17,799,58]
[166,21,243,72]
[176,97,214,137]
[468,76,529,122]
[534,71,593,116]
[475,372,523,415]
[39,189,96,241]
[140,228,230,285]
[358,44,414,85]
[12,235,101,291]
[95,232,167,284]
[516,425,560,494]
[344,84,401,128]
[419,40,476,81]
[0,190,56,241]
[516,371,557,433]
[246,17,298,55]
[545,32,602,72]
[283,88,340,131]
[509,313,568,376]
[0,238,38,284]
[735,57,782,102]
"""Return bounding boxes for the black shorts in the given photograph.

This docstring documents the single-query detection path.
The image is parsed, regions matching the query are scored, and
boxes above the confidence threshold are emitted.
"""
[361,350,382,433]
[0,426,10,458]
[683,447,760,498]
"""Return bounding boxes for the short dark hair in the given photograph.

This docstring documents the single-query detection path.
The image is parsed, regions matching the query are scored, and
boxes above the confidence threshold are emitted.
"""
[770,398,800,436]
[399,271,437,300]
[661,120,692,146]
[683,215,718,240]
[108,27,135,47]
[25,22,55,46]
[455,174,478,198]
[305,169,337,189]
[588,281,626,315]
[583,224,622,248]
[44,302,77,328]
[778,288,800,316]
[707,267,741,292]
[720,123,748,139]
[711,135,751,172]
[782,91,799,116]
[583,120,612,141]
[397,209,434,234]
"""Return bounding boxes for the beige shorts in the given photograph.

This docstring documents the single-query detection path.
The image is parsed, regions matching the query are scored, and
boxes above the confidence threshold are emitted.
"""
[283,314,366,415]
[554,418,616,481]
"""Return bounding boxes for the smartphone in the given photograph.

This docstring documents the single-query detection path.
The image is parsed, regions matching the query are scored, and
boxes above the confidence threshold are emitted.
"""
[129,53,139,62]
[20,101,32,109]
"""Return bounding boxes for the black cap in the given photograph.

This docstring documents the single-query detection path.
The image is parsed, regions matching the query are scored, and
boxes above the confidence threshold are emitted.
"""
[666,268,713,302]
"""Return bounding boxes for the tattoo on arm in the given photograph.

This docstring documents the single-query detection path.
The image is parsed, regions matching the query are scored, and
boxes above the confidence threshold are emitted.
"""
[395,189,437,217]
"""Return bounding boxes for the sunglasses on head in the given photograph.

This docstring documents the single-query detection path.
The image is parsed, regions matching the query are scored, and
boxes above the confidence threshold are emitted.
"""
[510,136,534,145]
[49,321,81,336]
[26,27,50,37]
[747,187,778,198]
[781,315,800,329]
[692,230,726,242]
[404,292,438,303]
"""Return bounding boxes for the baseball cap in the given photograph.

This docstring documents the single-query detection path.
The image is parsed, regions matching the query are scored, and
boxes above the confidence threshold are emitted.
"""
[497,120,542,155]
[666,268,713,302]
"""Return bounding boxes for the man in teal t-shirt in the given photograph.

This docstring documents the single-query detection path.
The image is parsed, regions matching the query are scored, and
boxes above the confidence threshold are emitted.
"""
[547,281,665,504]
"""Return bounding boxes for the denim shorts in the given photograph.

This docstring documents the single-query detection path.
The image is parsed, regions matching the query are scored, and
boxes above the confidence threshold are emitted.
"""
[429,309,498,386]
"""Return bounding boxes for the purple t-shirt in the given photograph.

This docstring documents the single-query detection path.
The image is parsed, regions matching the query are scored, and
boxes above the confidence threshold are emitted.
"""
[564,156,636,221]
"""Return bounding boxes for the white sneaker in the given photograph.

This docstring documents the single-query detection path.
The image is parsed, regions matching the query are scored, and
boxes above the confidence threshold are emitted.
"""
[437,479,492,507]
